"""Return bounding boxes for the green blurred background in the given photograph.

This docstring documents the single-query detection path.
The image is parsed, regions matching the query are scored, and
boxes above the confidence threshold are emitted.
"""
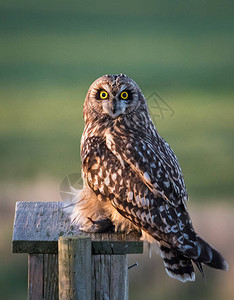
[0,0,233,299]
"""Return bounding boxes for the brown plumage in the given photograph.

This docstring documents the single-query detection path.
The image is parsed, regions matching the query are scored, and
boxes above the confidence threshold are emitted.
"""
[70,74,228,282]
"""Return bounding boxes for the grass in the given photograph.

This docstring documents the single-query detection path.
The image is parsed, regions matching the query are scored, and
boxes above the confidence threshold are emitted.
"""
[1,87,233,200]
[1,2,234,299]
[0,1,234,201]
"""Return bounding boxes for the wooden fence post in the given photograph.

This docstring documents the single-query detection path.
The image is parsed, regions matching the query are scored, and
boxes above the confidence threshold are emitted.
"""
[91,254,128,300]
[59,236,91,300]
[12,201,143,300]
[28,254,58,300]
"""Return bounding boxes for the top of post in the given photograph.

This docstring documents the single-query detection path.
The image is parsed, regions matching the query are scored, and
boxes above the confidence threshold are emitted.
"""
[12,201,143,255]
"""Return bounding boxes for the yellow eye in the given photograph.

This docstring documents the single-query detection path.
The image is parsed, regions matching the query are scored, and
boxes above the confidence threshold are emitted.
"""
[100,90,108,100]
[120,91,128,100]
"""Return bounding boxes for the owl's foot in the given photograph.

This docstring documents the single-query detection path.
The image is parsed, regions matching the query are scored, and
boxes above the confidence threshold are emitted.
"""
[126,228,142,236]
[86,216,115,233]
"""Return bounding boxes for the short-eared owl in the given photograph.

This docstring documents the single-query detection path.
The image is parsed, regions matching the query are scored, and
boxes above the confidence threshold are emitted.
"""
[71,74,228,282]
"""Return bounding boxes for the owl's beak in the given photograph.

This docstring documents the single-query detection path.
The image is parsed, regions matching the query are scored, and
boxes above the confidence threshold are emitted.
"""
[109,98,117,114]
[102,98,123,118]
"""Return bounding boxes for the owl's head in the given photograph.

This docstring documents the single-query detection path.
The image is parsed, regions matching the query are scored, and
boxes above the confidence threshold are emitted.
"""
[84,74,147,122]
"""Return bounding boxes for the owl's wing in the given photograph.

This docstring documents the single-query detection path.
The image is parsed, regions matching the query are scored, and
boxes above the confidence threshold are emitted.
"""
[82,135,197,251]
[105,129,188,207]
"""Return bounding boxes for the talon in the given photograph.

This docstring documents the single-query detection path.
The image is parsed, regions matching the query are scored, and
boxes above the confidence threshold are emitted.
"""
[86,217,114,233]
[87,217,95,224]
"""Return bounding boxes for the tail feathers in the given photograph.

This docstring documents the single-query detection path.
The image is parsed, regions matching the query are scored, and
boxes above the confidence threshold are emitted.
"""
[160,246,195,282]
[194,236,229,271]
[160,237,228,282]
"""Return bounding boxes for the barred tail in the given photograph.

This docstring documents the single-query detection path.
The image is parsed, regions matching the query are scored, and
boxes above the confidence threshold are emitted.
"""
[160,245,195,282]
[160,237,228,283]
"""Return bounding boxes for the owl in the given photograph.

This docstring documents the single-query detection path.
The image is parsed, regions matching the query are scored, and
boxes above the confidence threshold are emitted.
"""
[70,74,228,282]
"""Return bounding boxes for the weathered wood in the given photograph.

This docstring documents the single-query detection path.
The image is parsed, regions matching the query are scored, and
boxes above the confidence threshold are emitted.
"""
[28,254,44,300]
[13,201,143,300]
[58,236,92,300]
[28,254,59,300]
[12,201,143,255]
[12,201,80,254]
[44,254,58,300]
[91,233,129,300]
[92,255,128,300]
[109,255,128,299]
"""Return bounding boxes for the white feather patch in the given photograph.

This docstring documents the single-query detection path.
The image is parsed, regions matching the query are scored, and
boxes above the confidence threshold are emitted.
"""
[67,186,136,234]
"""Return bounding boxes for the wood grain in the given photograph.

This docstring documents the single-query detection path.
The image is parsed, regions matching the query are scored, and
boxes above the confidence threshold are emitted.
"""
[58,236,92,300]
[43,254,58,300]
[28,254,44,300]
[28,254,59,300]
[92,254,128,300]
[13,202,140,300]
[12,201,143,255]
